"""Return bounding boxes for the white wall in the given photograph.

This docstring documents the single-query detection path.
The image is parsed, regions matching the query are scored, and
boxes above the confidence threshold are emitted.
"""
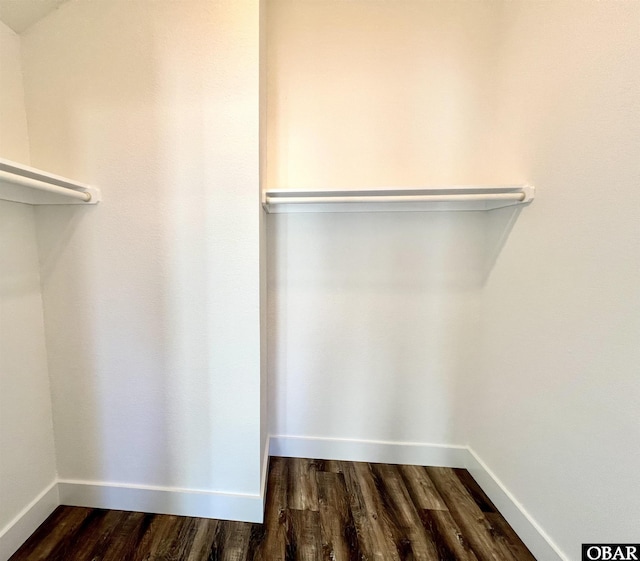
[0,18,57,552]
[20,0,265,503]
[266,0,499,446]
[471,2,640,559]
[0,21,30,162]
[267,0,502,189]
[2,0,636,556]
[268,2,640,558]
[268,212,483,445]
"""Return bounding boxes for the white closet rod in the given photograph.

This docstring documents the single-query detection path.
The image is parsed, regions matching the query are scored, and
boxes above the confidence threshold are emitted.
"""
[0,169,92,202]
[266,192,525,205]
[263,186,534,213]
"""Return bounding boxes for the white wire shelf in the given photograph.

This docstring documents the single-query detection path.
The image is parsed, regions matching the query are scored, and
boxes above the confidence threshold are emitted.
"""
[0,158,101,205]
[263,185,534,213]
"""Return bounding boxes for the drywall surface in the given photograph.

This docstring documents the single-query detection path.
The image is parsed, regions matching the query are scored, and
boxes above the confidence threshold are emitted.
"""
[21,0,264,499]
[0,20,30,162]
[0,20,57,538]
[472,2,640,559]
[266,0,498,446]
[268,211,483,444]
[0,0,69,34]
[0,200,57,544]
[266,0,503,189]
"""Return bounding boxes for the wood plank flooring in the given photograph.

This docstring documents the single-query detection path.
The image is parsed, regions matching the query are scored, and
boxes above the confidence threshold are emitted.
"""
[10,457,536,561]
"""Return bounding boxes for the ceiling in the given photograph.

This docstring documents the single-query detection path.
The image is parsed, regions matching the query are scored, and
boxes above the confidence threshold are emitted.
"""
[0,0,69,33]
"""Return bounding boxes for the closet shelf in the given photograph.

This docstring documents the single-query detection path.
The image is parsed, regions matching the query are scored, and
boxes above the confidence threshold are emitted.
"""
[263,185,534,213]
[0,158,101,205]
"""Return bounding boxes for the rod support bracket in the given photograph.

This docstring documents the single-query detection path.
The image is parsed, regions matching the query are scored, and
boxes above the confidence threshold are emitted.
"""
[521,184,535,204]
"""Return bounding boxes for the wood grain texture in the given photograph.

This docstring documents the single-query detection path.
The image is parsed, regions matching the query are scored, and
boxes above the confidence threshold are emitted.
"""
[106,511,155,561]
[426,467,525,561]
[316,471,361,561]
[341,461,401,561]
[453,469,498,514]
[10,506,83,561]
[419,509,480,561]
[28,507,94,561]
[486,513,537,561]
[370,463,440,560]
[288,458,321,511]
[10,458,535,561]
[186,518,220,561]
[399,464,448,511]
[287,509,321,561]
[72,509,127,560]
[254,456,288,561]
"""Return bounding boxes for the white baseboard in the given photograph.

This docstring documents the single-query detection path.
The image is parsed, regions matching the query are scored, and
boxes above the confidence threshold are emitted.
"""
[57,480,264,524]
[0,481,60,561]
[270,434,469,468]
[2,440,273,559]
[466,448,568,561]
[270,434,566,561]
[57,437,273,525]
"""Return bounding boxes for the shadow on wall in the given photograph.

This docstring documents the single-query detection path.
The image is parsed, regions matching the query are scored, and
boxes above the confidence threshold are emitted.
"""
[267,206,524,446]
[483,206,523,284]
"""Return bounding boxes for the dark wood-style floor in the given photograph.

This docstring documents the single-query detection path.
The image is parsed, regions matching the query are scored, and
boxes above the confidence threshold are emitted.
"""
[11,457,536,561]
